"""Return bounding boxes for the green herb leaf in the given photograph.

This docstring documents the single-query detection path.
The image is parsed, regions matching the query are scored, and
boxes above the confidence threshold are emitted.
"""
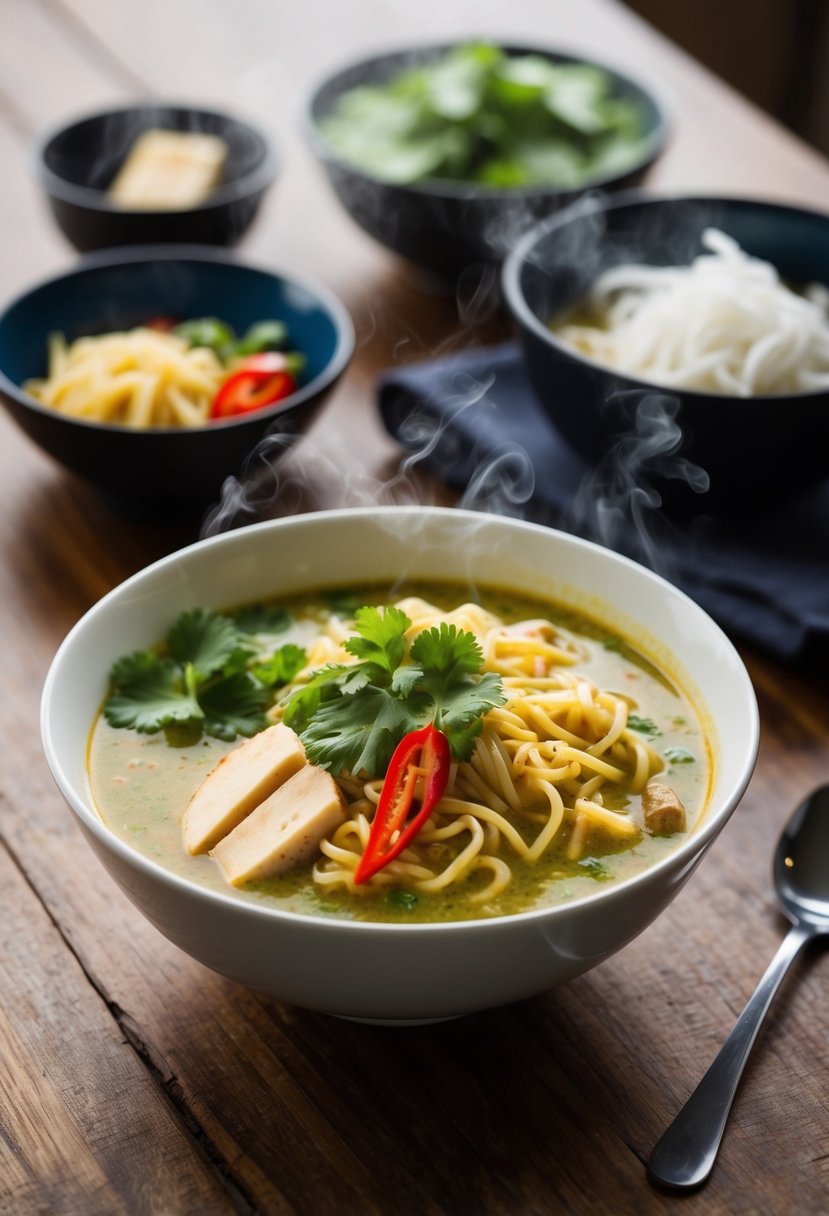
[173,317,235,355]
[344,605,411,677]
[577,857,612,881]
[301,686,412,776]
[104,655,203,733]
[664,746,695,765]
[252,644,307,688]
[628,714,661,738]
[199,672,269,740]
[167,608,250,684]
[233,604,292,635]
[386,888,419,911]
[233,320,288,356]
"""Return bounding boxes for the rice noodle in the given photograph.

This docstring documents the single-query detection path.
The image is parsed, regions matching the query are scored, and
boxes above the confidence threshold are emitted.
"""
[554,228,829,396]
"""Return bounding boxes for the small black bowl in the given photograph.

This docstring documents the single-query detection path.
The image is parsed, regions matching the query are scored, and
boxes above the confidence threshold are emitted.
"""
[502,193,829,508]
[35,104,278,252]
[0,247,354,514]
[306,42,668,282]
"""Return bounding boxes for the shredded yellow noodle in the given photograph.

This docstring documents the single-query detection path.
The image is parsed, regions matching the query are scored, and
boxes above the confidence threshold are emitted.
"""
[24,329,227,427]
[272,599,665,908]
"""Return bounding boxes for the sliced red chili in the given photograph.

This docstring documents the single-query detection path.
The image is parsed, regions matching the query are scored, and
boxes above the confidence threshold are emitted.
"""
[211,353,297,420]
[353,723,451,885]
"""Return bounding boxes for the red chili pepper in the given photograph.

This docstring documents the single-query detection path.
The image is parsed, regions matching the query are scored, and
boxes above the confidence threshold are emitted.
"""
[353,723,451,885]
[211,353,297,420]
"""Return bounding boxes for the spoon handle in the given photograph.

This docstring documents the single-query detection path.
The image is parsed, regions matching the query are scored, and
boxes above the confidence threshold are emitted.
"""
[648,921,815,1190]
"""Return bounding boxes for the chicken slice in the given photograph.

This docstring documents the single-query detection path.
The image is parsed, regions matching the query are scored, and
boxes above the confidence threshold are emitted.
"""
[642,781,687,836]
[182,723,306,855]
[210,765,346,886]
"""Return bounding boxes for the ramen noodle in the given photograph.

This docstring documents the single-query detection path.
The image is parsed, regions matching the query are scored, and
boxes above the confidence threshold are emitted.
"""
[24,328,226,427]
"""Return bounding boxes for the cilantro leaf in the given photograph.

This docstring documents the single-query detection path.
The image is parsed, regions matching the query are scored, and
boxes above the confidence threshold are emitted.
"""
[577,857,612,881]
[432,671,506,760]
[233,604,292,635]
[628,714,661,738]
[104,656,203,733]
[252,644,307,688]
[412,625,506,757]
[344,605,410,677]
[167,608,250,683]
[301,687,412,776]
[199,672,269,740]
[664,746,695,765]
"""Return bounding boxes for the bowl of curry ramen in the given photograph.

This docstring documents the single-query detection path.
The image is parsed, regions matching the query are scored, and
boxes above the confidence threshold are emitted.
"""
[41,507,758,1022]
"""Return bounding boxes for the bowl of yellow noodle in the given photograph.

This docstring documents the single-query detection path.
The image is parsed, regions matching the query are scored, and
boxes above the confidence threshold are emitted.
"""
[0,247,353,515]
[41,506,758,1022]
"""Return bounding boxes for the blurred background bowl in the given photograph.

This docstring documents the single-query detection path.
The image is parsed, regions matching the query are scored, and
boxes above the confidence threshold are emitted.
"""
[35,104,278,252]
[306,42,669,283]
[41,506,758,1022]
[0,247,354,514]
[502,193,829,507]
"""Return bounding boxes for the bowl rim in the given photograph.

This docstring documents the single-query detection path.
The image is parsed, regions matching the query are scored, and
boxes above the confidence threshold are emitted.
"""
[501,188,829,403]
[33,101,279,214]
[304,39,671,202]
[40,504,760,937]
[0,244,355,434]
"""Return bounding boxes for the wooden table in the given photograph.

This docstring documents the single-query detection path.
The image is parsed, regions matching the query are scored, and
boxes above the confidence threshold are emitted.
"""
[2,2,828,1213]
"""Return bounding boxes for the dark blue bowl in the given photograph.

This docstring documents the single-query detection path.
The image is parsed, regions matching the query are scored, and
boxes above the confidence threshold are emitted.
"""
[503,193,829,507]
[0,247,354,512]
[35,104,278,252]
[307,43,669,282]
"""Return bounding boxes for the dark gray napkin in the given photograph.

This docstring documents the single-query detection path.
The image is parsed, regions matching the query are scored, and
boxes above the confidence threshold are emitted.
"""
[378,342,829,662]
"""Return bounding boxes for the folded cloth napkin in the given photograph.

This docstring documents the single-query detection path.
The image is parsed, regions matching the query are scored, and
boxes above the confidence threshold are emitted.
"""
[378,342,829,663]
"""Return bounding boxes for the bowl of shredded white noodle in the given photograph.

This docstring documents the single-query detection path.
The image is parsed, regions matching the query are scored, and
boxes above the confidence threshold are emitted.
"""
[502,193,829,505]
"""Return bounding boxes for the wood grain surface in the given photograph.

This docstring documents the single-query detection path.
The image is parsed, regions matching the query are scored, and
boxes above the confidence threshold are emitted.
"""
[1,1,828,1213]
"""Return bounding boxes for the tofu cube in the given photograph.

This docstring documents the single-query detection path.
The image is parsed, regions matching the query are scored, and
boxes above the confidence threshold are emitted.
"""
[210,765,346,886]
[108,129,227,210]
[182,723,306,855]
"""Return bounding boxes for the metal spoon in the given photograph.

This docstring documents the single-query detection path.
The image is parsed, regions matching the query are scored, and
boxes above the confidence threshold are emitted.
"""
[648,784,829,1190]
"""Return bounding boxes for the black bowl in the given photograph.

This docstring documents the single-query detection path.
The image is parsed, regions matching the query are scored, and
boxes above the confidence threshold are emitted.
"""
[502,193,829,508]
[0,247,354,513]
[306,42,668,282]
[35,104,278,252]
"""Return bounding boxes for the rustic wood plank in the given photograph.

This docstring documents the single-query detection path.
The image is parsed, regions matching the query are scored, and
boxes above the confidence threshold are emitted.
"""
[0,841,240,1215]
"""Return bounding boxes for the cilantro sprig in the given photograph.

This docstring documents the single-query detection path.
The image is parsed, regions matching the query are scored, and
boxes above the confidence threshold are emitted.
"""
[282,605,505,777]
[103,602,506,773]
[103,608,306,742]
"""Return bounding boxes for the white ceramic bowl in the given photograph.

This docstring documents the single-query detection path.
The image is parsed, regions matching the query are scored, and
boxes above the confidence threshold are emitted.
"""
[41,507,759,1022]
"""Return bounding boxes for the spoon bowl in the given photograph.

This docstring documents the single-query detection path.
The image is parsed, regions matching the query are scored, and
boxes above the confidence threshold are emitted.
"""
[649,785,829,1190]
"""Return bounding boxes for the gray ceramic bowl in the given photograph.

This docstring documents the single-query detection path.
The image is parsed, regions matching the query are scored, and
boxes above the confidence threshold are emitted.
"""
[41,507,758,1023]
[0,247,354,515]
[502,193,829,509]
[307,43,669,281]
[35,103,278,252]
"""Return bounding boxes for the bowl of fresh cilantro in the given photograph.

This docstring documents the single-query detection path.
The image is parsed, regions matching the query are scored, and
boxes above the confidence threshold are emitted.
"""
[306,41,669,281]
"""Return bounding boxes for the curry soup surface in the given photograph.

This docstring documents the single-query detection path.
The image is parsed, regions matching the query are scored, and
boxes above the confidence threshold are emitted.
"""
[88,583,711,923]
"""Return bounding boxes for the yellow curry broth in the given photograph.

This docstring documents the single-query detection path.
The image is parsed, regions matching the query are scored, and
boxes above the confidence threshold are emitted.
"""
[88,583,710,923]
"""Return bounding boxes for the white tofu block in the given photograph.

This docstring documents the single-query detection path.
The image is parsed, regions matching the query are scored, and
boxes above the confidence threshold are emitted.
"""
[182,723,306,856]
[210,765,346,886]
[108,129,227,210]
